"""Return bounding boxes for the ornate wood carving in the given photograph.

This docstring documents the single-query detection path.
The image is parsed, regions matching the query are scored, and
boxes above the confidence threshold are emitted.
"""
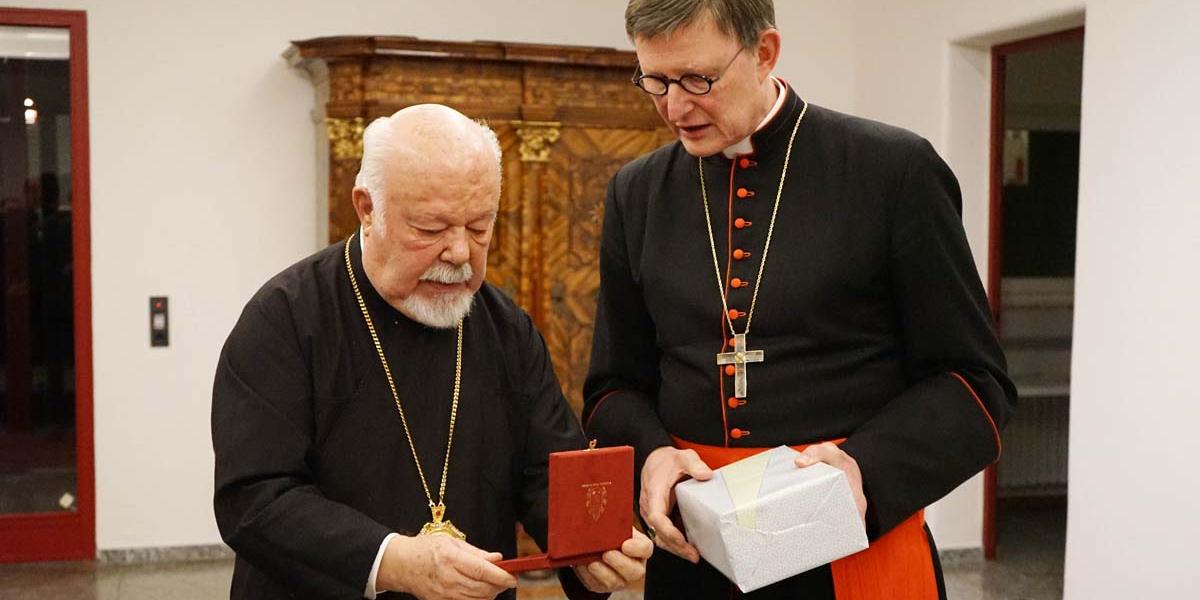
[513,121,561,163]
[366,58,525,113]
[327,61,365,104]
[325,117,364,160]
[329,154,361,243]
[290,36,671,414]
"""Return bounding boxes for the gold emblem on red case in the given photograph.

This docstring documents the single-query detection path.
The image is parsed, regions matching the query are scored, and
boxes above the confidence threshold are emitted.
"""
[584,483,609,522]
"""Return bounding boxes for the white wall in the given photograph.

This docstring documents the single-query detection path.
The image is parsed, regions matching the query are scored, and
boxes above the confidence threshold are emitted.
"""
[854,0,1200,594]
[1066,1,1200,596]
[9,0,856,552]
[774,0,857,112]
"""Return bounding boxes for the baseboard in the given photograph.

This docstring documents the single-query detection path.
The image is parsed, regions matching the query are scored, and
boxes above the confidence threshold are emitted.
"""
[96,542,982,571]
[98,544,234,564]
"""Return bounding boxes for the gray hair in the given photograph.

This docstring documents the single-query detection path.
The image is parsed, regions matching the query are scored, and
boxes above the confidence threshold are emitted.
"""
[625,0,775,48]
[354,113,502,199]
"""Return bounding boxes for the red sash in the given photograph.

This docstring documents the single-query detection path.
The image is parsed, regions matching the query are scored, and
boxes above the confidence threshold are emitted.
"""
[672,436,939,599]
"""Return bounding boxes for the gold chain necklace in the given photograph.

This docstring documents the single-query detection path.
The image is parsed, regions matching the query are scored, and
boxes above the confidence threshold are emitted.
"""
[343,234,466,540]
[699,99,808,399]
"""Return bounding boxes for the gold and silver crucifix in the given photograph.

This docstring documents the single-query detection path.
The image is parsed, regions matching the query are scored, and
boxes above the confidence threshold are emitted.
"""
[716,333,764,399]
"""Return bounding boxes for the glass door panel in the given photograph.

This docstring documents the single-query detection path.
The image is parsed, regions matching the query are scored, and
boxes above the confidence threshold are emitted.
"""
[0,24,76,517]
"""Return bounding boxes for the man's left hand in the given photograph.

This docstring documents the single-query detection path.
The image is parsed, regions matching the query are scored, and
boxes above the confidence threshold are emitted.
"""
[572,528,653,593]
[794,443,868,524]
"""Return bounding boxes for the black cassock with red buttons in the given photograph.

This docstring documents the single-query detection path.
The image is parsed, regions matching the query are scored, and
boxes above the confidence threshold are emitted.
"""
[583,85,1016,599]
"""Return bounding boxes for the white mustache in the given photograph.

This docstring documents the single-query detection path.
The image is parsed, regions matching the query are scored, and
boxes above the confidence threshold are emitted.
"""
[420,262,472,284]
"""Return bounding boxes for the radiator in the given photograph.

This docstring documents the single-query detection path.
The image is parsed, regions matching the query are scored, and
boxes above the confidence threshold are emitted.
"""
[997,393,1070,494]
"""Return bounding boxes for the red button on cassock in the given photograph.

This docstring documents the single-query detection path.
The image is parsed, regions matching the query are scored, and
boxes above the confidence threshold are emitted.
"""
[730,428,747,440]
[733,249,749,260]
[730,277,745,288]
[724,365,736,377]
[736,187,754,199]
[735,218,751,229]
[727,397,743,409]
[739,158,754,169]
[728,309,743,320]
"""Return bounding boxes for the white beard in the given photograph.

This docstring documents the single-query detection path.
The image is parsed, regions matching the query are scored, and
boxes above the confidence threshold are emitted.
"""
[398,262,475,329]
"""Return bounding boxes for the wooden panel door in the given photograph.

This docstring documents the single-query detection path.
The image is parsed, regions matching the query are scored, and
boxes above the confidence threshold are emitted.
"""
[483,122,525,303]
[535,127,673,412]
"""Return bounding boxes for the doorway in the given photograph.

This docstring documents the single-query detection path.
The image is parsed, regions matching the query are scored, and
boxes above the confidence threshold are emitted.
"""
[0,7,93,562]
[984,27,1083,569]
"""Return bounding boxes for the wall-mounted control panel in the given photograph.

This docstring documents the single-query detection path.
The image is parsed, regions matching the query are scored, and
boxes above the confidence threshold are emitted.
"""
[150,296,169,347]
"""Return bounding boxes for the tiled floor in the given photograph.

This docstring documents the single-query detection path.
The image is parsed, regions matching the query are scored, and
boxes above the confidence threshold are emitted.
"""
[942,500,1067,600]
[0,502,1065,599]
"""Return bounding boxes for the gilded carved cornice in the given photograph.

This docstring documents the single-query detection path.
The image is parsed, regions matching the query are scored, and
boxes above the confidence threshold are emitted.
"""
[326,117,365,160]
[512,121,561,162]
[326,117,562,163]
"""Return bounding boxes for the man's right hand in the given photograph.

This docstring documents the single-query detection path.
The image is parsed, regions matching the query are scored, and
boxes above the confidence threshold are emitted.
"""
[377,534,517,600]
[639,446,713,563]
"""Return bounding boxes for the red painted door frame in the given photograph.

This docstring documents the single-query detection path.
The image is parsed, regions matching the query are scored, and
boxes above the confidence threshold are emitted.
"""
[984,25,1084,560]
[0,7,94,562]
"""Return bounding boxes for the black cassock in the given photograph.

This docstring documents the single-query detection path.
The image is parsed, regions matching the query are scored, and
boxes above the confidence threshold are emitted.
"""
[212,238,597,599]
[583,85,1017,599]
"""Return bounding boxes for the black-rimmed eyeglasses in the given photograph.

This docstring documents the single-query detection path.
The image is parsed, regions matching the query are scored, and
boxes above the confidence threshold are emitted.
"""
[632,47,745,96]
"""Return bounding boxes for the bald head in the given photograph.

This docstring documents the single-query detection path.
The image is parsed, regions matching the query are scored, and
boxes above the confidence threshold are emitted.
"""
[350,105,502,328]
[356,104,501,204]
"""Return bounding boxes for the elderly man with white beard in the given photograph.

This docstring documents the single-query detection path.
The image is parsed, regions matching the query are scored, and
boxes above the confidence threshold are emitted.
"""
[212,104,652,600]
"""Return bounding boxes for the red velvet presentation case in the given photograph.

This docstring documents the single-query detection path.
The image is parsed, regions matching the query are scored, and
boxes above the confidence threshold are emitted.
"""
[497,445,633,573]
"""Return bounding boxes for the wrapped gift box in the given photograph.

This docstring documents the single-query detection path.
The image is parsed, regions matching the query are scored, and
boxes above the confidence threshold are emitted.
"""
[674,445,868,592]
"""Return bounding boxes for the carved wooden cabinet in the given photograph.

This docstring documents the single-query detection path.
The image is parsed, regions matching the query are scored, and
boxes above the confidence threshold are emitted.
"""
[287,37,673,415]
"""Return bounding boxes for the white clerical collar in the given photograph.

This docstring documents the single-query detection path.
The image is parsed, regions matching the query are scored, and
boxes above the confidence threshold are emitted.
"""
[722,76,786,158]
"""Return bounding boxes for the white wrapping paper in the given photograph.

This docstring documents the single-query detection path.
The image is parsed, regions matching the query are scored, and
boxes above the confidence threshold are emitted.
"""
[674,445,869,592]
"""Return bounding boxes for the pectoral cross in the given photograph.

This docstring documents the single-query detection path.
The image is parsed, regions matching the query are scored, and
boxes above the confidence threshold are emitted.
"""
[716,333,764,399]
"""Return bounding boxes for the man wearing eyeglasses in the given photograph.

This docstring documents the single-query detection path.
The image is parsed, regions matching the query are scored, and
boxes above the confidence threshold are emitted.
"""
[582,1,1016,598]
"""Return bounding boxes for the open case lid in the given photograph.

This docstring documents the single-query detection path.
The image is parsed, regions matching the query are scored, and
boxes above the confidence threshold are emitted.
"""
[497,445,633,573]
